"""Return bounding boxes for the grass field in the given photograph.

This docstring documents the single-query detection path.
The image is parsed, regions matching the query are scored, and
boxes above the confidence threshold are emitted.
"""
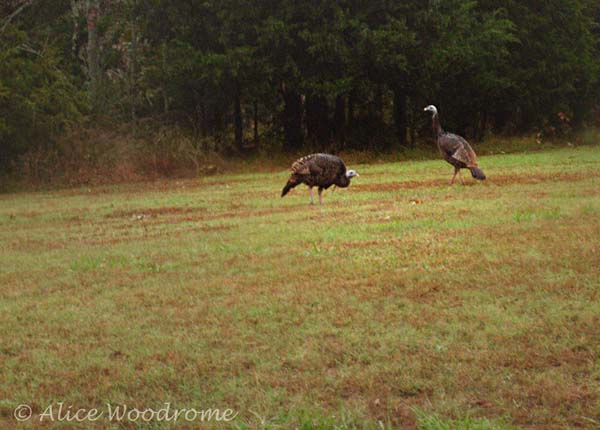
[1,145,599,430]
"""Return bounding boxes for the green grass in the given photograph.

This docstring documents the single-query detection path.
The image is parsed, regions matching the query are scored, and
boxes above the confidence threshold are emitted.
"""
[1,145,599,430]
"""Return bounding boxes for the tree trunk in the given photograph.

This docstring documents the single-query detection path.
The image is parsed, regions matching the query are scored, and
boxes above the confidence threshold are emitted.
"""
[200,102,207,138]
[86,0,100,110]
[374,85,384,123]
[333,95,346,148]
[234,84,243,151]
[571,86,587,130]
[129,8,137,135]
[280,84,304,152]
[495,108,512,133]
[161,43,169,114]
[305,94,329,146]
[393,87,408,147]
[477,109,488,141]
[70,0,80,55]
[253,100,259,146]
[410,97,418,146]
[305,96,316,142]
[347,89,355,126]
[408,99,416,146]
[213,107,223,135]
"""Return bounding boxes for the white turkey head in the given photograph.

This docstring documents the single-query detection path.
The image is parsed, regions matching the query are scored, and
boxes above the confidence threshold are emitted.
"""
[424,105,438,115]
[346,170,359,179]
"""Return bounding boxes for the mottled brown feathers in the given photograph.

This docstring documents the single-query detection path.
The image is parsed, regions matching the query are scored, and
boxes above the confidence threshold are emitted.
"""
[438,133,479,168]
[281,153,351,198]
[290,154,315,175]
[427,106,486,181]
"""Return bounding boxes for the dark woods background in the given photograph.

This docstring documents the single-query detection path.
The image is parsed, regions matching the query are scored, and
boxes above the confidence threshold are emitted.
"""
[1,0,599,183]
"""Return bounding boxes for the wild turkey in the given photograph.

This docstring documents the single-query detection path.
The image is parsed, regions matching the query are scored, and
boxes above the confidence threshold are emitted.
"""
[424,105,486,184]
[281,153,359,204]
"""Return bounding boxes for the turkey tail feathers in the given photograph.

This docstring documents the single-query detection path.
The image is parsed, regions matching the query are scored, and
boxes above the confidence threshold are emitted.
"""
[281,180,296,197]
[470,167,486,180]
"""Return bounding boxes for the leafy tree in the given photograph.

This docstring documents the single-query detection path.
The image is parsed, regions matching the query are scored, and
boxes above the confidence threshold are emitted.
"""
[1,0,599,171]
[0,26,84,168]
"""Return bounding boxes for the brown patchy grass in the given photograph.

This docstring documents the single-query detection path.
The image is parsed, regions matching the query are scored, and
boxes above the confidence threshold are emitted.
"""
[0,146,599,430]
[353,170,599,193]
[105,206,199,218]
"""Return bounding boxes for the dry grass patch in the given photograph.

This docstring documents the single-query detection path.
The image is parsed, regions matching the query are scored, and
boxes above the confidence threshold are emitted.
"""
[0,146,599,430]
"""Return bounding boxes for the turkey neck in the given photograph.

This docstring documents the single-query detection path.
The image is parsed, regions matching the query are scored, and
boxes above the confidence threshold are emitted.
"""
[432,113,443,136]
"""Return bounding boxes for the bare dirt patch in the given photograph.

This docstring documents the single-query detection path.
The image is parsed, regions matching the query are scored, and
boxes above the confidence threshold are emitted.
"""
[104,203,315,224]
[53,176,258,197]
[105,206,202,219]
[84,223,234,246]
[7,238,67,252]
[352,171,599,193]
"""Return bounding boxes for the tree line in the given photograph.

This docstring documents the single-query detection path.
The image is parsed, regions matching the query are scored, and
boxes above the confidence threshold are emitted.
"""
[1,0,599,169]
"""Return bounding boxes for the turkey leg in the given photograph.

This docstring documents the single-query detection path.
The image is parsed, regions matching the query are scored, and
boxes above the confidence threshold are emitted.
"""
[451,168,459,185]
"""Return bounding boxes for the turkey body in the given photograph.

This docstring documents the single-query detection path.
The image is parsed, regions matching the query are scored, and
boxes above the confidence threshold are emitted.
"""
[438,132,486,180]
[281,153,357,204]
[424,105,486,183]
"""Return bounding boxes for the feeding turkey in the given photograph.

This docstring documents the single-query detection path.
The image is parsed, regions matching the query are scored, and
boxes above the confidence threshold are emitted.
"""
[424,105,486,184]
[281,153,359,205]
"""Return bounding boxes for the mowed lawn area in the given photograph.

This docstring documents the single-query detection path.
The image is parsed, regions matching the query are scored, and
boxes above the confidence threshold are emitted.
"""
[1,146,599,430]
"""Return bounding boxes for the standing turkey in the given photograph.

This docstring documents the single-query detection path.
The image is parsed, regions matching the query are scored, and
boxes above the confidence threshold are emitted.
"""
[424,105,486,184]
[281,153,359,204]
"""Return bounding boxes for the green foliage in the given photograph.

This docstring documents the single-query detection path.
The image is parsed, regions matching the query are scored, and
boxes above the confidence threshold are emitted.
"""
[0,0,599,168]
[477,0,600,130]
[0,27,84,166]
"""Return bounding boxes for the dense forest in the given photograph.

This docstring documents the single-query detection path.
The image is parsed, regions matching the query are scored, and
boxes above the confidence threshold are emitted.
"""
[1,0,599,180]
